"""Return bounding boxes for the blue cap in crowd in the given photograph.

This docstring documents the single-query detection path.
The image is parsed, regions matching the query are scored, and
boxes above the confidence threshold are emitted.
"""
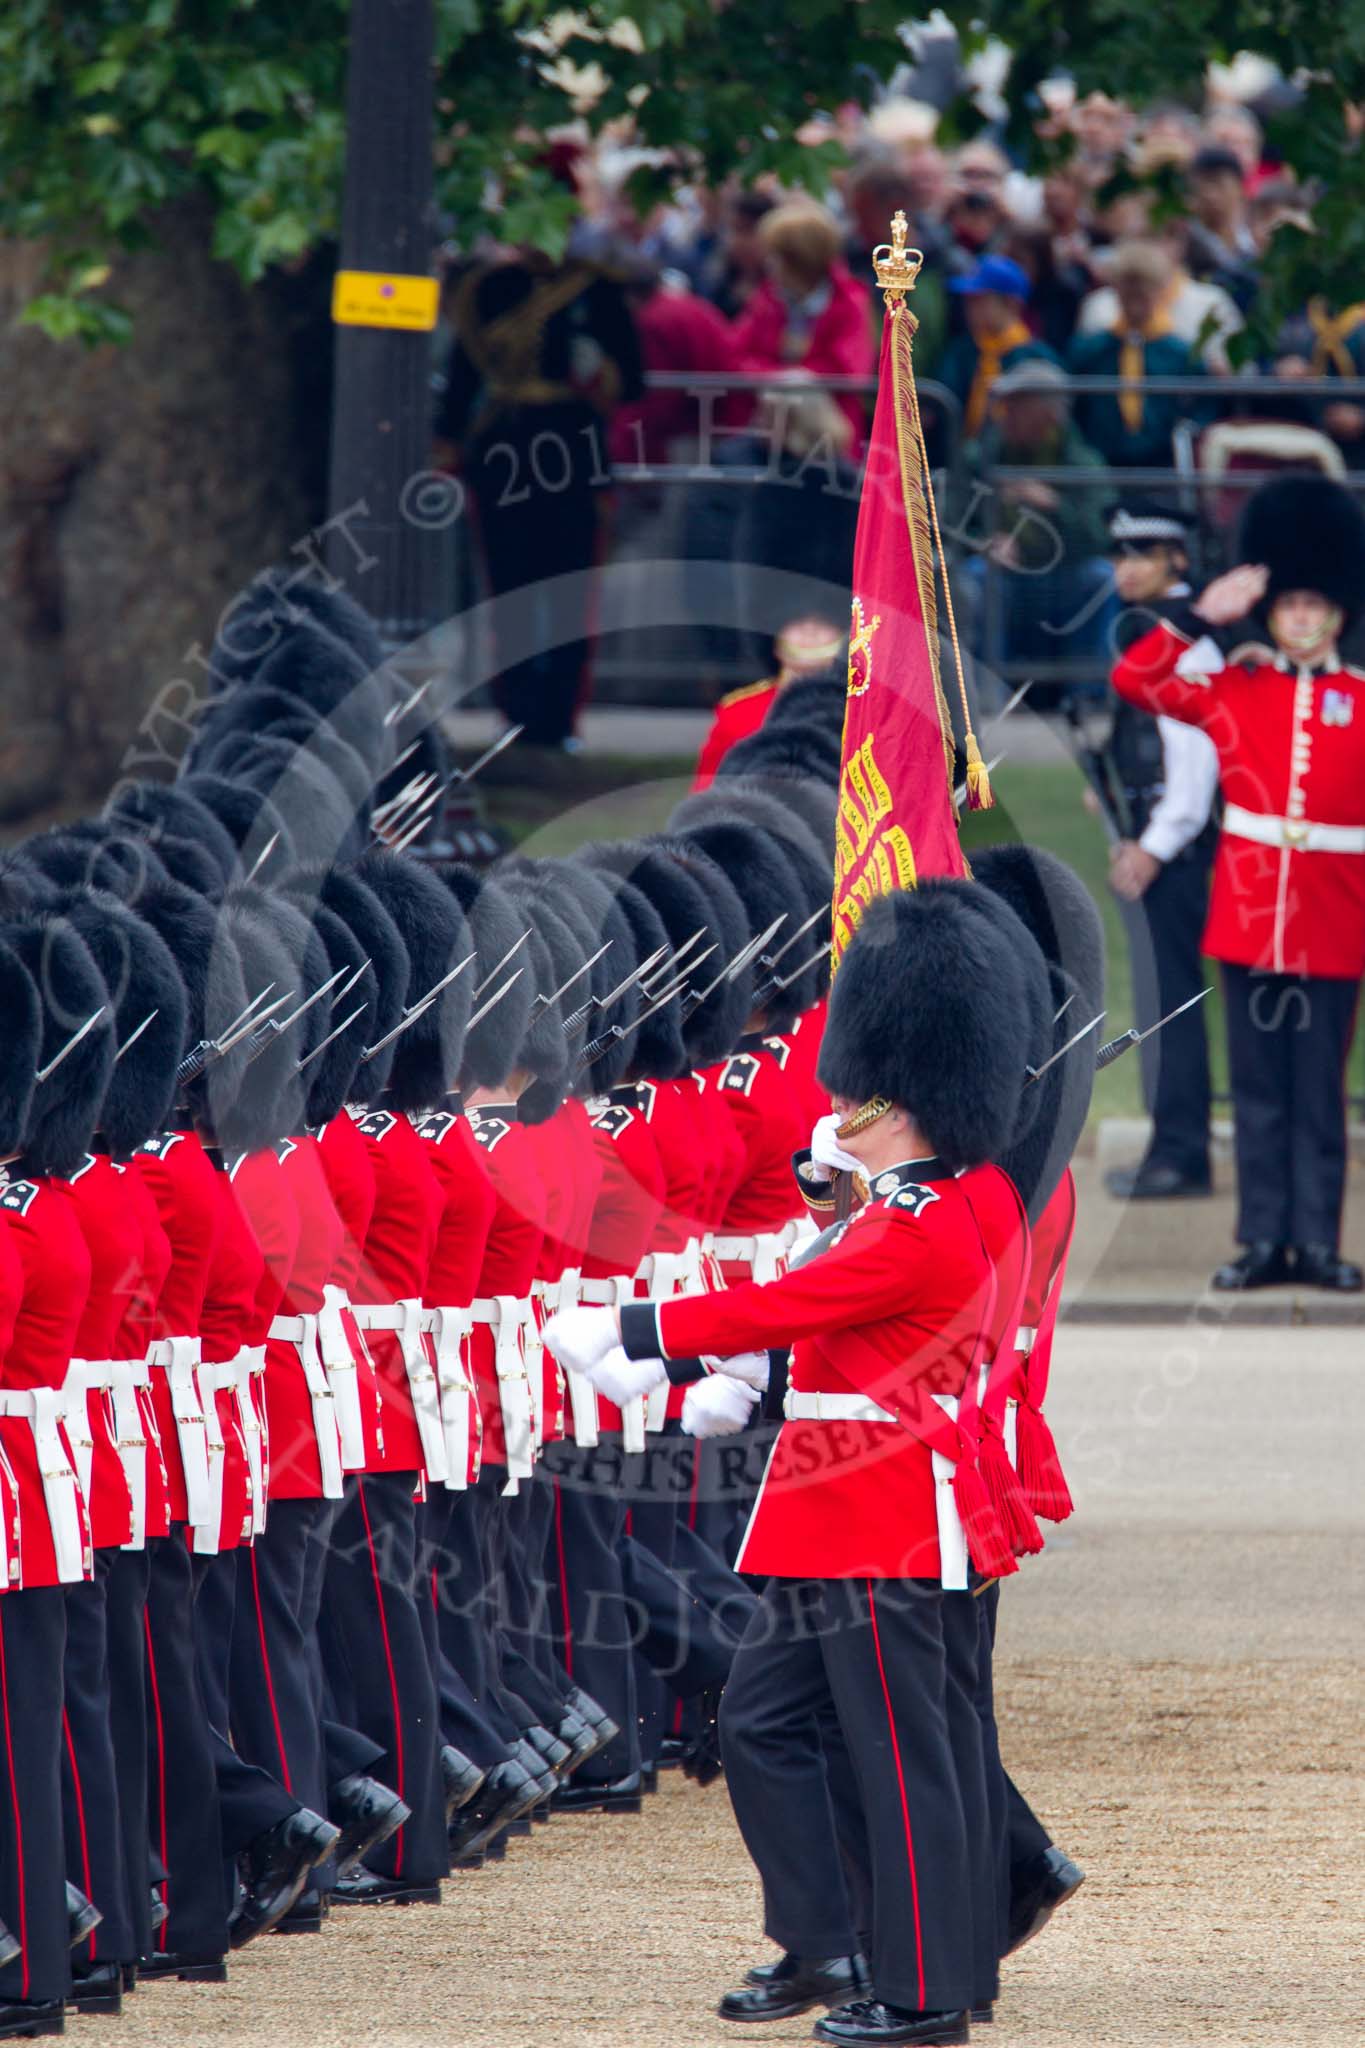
[949,254,1031,300]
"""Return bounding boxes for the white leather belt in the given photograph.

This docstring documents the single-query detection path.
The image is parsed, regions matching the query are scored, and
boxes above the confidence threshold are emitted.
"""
[0,1387,89,1582]
[0,1442,18,1590]
[352,1299,449,1487]
[233,1344,269,1534]
[190,1346,229,1556]
[421,1305,478,1490]
[469,1296,534,1489]
[713,1231,788,1285]
[62,1362,106,1506]
[782,1387,968,1591]
[532,1267,581,1316]
[634,1250,696,1433]
[1015,1326,1037,1354]
[318,1284,366,1472]
[575,1277,643,1450]
[270,1311,344,1499]
[1223,802,1365,854]
[107,1360,150,1549]
[147,1335,213,1527]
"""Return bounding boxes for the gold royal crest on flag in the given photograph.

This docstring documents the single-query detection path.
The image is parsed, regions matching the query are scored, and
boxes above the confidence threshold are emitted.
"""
[847,597,882,698]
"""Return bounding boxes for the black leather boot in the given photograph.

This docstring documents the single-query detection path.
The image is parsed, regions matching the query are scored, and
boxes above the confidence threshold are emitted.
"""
[719,1953,870,2022]
[1212,1241,1291,1290]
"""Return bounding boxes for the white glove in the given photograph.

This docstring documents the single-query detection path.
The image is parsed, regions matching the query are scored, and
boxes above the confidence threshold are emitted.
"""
[589,1347,666,1406]
[682,1375,761,1439]
[542,1307,618,1376]
[810,1111,862,1179]
[699,1349,770,1392]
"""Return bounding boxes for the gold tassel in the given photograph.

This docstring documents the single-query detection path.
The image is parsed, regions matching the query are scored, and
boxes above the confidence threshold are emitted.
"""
[964,731,993,812]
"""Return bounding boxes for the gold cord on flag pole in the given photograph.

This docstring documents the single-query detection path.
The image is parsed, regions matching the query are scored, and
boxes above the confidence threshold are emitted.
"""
[874,212,994,811]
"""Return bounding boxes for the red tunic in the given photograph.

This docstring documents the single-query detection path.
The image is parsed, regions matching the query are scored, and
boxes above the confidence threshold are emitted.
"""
[582,1090,666,1433]
[198,1164,265,1549]
[708,1039,807,1237]
[132,1131,223,1524]
[780,1002,832,1136]
[0,1177,93,1587]
[0,1222,23,1588]
[259,1137,345,1500]
[415,1108,497,1486]
[113,1167,173,1542]
[643,1165,997,1581]
[692,678,780,791]
[315,1112,387,1471]
[352,1107,445,1475]
[1113,620,1365,976]
[465,1104,543,1468]
[64,1155,138,1551]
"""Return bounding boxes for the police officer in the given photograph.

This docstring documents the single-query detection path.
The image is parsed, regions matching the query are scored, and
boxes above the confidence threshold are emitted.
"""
[1102,506,1219,1200]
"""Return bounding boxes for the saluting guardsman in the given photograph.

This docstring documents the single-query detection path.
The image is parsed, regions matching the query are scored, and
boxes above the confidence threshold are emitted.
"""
[1102,504,1220,1200]
[1113,473,1365,1291]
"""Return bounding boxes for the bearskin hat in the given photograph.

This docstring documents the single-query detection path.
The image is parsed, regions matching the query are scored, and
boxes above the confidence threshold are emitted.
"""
[970,844,1105,1019]
[593,872,685,1082]
[722,723,843,786]
[672,816,813,1033]
[209,569,387,690]
[351,852,472,1113]
[104,780,239,888]
[253,619,391,756]
[436,866,535,1092]
[48,889,190,1158]
[579,839,714,1071]
[133,880,249,1123]
[533,860,641,1096]
[817,883,1028,1170]
[647,837,754,1067]
[20,827,168,905]
[147,833,226,900]
[497,865,599,1098]
[760,673,848,744]
[713,766,838,858]
[1239,474,1365,624]
[200,734,364,866]
[996,961,1094,1221]
[0,939,40,1157]
[296,867,409,1101]
[178,774,296,883]
[4,914,118,1178]
[215,895,306,1149]
[943,881,1054,1145]
[276,895,371,1128]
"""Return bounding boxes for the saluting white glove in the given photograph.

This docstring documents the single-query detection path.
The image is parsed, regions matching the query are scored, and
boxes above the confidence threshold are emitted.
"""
[589,1347,666,1407]
[699,1349,770,1392]
[810,1111,862,1179]
[682,1375,761,1439]
[542,1307,618,1376]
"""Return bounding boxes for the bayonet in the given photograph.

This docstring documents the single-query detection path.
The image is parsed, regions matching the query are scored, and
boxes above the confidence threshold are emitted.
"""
[245,831,281,883]
[214,989,295,1057]
[296,1004,368,1075]
[453,724,523,784]
[361,995,436,1062]
[529,941,612,1016]
[115,1010,159,1062]
[472,929,532,998]
[404,950,476,1018]
[464,968,525,1034]
[1025,1009,1107,1084]
[1096,988,1210,1070]
[35,1007,108,1085]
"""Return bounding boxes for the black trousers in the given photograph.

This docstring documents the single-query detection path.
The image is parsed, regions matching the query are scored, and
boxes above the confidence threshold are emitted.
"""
[103,1548,153,1961]
[419,1485,517,1766]
[980,1583,1052,1887]
[1222,964,1361,1246]
[193,1549,299,1859]
[541,1437,639,1783]
[719,1576,973,2016]
[143,1534,230,1959]
[431,1472,526,1748]
[227,1504,333,1826]
[1119,846,1213,1176]
[0,1588,69,2005]
[318,1474,447,1883]
[62,1564,135,1966]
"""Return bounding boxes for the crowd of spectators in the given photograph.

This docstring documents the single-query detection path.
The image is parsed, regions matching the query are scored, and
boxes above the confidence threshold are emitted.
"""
[436,51,1359,703]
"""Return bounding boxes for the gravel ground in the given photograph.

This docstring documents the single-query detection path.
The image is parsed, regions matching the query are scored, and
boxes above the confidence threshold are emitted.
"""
[91,1328,1364,2047]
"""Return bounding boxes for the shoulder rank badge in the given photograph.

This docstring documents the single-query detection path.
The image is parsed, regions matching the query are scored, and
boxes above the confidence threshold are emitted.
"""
[719,1053,760,1097]
[884,1182,940,1218]
[0,1181,40,1218]
[469,1113,511,1153]
[225,1153,247,1182]
[761,1036,792,1070]
[137,1132,184,1161]
[590,1103,634,1140]
[275,1138,297,1164]
[635,1080,657,1123]
[67,1154,98,1184]
[414,1110,456,1145]
[355,1110,397,1142]
[1321,687,1355,728]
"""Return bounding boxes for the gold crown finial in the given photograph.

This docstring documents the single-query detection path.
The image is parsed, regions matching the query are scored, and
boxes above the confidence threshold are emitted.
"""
[872,210,923,306]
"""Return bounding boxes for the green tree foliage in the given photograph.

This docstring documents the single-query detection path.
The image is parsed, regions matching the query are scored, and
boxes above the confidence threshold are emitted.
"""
[1,0,1360,345]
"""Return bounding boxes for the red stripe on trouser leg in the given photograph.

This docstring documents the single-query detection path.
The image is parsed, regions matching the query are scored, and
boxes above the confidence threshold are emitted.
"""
[249,1550,293,1795]
[553,1480,573,1678]
[866,1580,926,2011]
[142,1611,169,1955]
[0,1617,29,1994]
[356,1482,405,1877]
[63,1711,97,1961]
